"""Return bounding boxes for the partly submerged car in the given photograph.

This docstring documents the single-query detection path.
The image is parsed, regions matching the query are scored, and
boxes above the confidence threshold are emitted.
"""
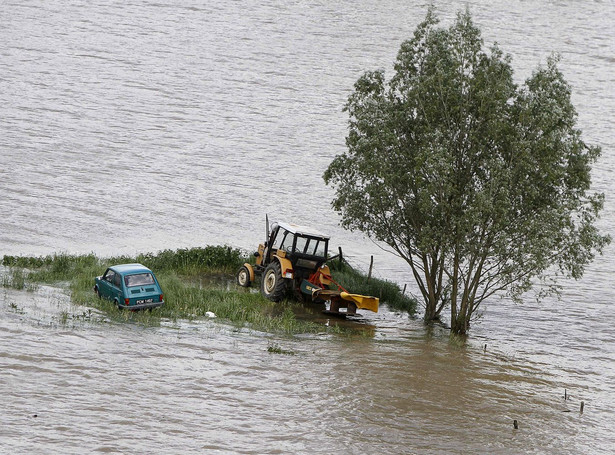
[94,263,164,310]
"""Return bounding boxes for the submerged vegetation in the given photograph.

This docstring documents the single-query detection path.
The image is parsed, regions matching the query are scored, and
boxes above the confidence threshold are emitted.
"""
[2,246,415,334]
[1,267,33,291]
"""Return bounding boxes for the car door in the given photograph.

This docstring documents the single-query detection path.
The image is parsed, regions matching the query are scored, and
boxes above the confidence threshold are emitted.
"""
[99,269,116,301]
[111,272,123,303]
[98,269,115,299]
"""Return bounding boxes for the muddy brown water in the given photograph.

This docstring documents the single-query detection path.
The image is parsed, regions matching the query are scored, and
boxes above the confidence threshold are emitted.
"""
[1,1,614,453]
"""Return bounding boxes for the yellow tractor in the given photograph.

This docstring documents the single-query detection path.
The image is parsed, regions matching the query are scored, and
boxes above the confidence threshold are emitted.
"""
[236,220,379,317]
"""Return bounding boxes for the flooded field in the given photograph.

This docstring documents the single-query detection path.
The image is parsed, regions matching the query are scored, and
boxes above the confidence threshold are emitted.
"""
[1,282,605,454]
[1,0,614,453]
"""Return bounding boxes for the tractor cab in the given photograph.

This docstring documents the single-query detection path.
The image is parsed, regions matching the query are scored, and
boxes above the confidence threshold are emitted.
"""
[262,222,329,276]
[236,219,378,316]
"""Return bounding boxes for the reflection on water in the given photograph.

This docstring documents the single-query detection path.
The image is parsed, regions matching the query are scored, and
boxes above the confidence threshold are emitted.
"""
[1,0,615,453]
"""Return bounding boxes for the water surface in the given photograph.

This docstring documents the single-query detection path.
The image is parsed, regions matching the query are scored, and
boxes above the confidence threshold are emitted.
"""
[1,1,614,453]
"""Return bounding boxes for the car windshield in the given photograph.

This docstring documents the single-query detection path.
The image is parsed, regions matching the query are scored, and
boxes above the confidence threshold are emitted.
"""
[124,273,155,287]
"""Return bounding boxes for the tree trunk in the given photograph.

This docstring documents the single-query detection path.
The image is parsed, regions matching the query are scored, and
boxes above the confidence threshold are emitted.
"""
[450,306,470,335]
[424,295,439,322]
[423,275,438,322]
[418,252,441,323]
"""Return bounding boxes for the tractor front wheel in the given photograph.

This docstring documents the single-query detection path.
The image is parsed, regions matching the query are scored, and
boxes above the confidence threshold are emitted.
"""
[260,262,287,302]
[236,265,251,287]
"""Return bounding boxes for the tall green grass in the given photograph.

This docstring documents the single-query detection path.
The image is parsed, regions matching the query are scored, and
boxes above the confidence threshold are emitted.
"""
[132,246,244,275]
[3,253,99,282]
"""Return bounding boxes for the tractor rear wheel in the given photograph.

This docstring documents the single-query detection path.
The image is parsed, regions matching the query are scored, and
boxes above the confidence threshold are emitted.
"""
[236,266,251,287]
[260,261,287,302]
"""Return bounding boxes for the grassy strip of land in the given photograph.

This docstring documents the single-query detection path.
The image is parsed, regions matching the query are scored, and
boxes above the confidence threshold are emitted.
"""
[2,246,416,333]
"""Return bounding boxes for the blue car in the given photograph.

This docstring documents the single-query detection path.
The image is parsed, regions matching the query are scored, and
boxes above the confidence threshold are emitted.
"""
[94,263,164,310]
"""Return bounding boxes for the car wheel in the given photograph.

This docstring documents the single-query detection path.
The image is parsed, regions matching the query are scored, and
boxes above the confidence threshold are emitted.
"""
[260,262,287,302]
[236,266,251,287]
[94,286,101,299]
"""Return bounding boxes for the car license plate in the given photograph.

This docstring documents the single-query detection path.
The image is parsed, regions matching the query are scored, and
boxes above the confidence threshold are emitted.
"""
[136,298,154,304]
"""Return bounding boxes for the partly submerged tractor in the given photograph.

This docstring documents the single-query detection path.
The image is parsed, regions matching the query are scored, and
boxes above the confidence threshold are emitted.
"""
[236,220,379,317]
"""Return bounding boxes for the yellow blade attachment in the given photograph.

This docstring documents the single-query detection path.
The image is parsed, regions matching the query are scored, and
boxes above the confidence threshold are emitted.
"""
[340,292,379,313]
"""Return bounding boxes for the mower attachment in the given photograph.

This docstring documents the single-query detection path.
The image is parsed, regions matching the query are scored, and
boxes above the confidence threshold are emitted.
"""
[302,279,379,316]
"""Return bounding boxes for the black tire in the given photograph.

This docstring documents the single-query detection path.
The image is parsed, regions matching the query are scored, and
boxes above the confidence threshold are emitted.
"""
[236,266,251,287]
[260,261,287,302]
[94,286,101,299]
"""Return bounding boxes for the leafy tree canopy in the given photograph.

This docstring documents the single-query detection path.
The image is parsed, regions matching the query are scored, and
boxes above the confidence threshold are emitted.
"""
[323,8,610,334]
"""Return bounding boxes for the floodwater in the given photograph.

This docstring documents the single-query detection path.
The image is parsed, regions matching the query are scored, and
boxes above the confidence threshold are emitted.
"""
[1,1,614,453]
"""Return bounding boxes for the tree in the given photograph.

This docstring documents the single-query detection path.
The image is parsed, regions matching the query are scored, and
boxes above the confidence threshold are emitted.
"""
[323,8,610,335]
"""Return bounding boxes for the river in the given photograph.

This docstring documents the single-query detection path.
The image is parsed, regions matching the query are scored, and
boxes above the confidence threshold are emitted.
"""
[1,1,614,453]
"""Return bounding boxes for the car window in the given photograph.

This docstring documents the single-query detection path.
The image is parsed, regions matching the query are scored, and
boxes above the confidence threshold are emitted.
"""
[125,273,155,287]
[112,273,121,288]
[103,269,116,283]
